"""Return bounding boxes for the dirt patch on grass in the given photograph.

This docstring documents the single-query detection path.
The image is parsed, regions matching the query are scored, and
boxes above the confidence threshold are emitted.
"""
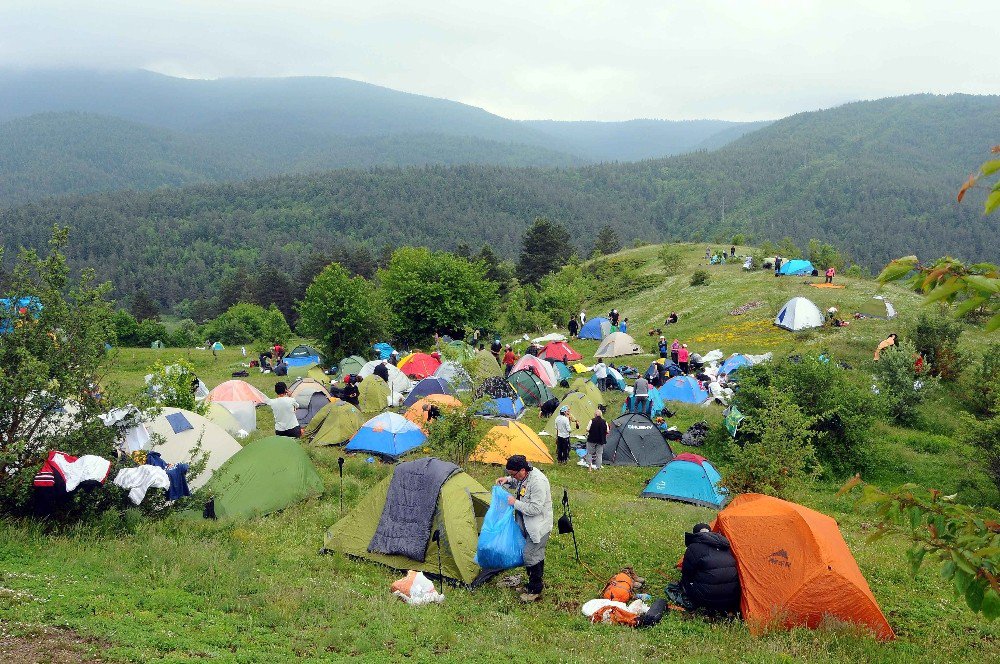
[0,624,105,663]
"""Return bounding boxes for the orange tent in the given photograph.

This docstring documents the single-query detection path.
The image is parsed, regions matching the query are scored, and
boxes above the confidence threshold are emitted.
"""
[713,494,894,640]
[469,421,553,465]
[206,380,268,405]
[403,394,463,431]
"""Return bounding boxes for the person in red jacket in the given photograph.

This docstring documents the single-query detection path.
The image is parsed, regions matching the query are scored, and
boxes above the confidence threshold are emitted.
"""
[502,345,518,377]
[677,344,691,374]
[825,266,836,284]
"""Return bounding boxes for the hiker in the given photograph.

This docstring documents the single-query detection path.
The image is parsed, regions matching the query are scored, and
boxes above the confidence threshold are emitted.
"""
[674,523,741,614]
[580,310,586,326]
[730,245,736,258]
[646,361,663,388]
[619,318,628,333]
[496,455,553,602]
[670,339,681,365]
[389,350,400,366]
[825,266,836,284]
[665,312,678,326]
[341,375,360,406]
[705,247,711,261]
[634,375,650,407]
[658,336,668,359]
[490,337,503,363]
[422,402,441,422]
[874,333,898,361]
[273,342,284,361]
[373,359,390,383]
[678,344,690,374]
[593,360,608,391]
[585,409,609,471]
[554,405,579,464]
[263,382,301,438]
[609,309,620,327]
[502,345,518,377]
[774,256,783,275]
[568,317,579,338]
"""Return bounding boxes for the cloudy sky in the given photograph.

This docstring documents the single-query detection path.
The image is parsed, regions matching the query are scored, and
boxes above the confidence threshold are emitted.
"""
[1,1,997,121]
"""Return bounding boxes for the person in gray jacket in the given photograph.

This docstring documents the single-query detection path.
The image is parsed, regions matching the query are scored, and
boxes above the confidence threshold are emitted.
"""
[496,454,553,602]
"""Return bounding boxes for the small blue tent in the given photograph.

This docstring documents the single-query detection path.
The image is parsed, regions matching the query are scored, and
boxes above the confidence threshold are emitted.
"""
[211,341,224,351]
[402,376,456,408]
[579,317,611,340]
[590,366,626,390]
[659,375,708,404]
[720,354,752,376]
[475,396,525,419]
[285,344,323,367]
[777,259,815,276]
[373,342,395,360]
[550,361,572,384]
[621,388,666,418]
[642,453,727,508]
[346,412,426,460]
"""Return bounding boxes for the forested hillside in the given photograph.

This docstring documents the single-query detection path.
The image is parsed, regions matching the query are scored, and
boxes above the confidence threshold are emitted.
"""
[2,94,997,310]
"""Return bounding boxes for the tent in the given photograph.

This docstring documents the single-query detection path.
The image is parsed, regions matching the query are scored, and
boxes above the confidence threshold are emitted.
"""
[323,460,491,584]
[346,412,427,460]
[433,361,473,392]
[471,421,553,465]
[205,402,243,436]
[775,297,824,331]
[510,355,557,387]
[211,341,224,351]
[373,342,395,360]
[713,494,894,640]
[539,341,582,363]
[208,401,256,433]
[474,376,517,400]
[543,392,598,437]
[357,375,391,414]
[475,396,525,420]
[603,413,675,467]
[659,376,709,404]
[304,400,365,446]
[857,296,897,320]
[358,360,412,401]
[594,332,643,358]
[550,361,572,384]
[579,316,612,340]
[1,296,42,333]
[621,388,666,418]
[508,369,555,407]
[777,259,816,276]
[287,377,331,407]
[590,366,626,390]
[402,377,457,408]
[442,340,477,361]
[145,407,243,491]
[336,355,366,379]
[398,352,442,380]
[285,344,323,367]
[720,353,753,376]
[569,378,604,406]
[150,340,164,349]
[641,453,726,507]
[286,362,328,381]
[471,349,503,380]
[203,436,324,519]
[206,380,268,405]
[295,391,333,427]
[404,395,464,430]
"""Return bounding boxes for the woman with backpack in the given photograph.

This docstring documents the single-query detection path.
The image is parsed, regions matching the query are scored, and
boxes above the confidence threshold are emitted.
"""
[585,409,610,471]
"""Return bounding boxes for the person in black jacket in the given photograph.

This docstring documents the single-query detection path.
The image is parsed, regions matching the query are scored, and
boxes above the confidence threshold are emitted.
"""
[568,318,579,338]
[678,523,741,614]
[373,360,390,383]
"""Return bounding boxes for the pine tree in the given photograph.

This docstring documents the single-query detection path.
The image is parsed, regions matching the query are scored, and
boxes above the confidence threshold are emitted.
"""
[517,217,573,285]
[129,289,159,321]
[593,225,622,256]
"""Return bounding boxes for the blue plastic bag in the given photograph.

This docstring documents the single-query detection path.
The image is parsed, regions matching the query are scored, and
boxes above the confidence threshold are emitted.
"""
[475,485,526,569]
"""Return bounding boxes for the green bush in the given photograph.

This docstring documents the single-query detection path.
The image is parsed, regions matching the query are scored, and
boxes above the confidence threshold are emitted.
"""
[113,309,168,347]
[689,270,710,287]
[658,244,683,276]
[202,303,291,345]
[424,398,490,465]
[586,257,659,303]
[962,343,1000,416]
[844,264,868,279]
[910,308,964,381]
[144,359,207,415]
[872,340,938,425]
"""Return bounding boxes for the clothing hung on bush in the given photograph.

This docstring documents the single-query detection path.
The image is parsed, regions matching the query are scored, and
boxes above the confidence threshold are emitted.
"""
[34,450,111,492]
[114,465,170,505]
[145,451,191,501]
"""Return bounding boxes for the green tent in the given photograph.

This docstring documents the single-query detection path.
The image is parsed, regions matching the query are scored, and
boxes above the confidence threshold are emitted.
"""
[471,349,503,380]
[336,355,366,379]
[287,362,328,381]
[323,466,490,584]
[442,340,476,361]
[569,378,604,406]
[509,369,554,407]
[543,391,598,437]
[204,436,324,519]
[305,401,365,446]
[357,375,390,414]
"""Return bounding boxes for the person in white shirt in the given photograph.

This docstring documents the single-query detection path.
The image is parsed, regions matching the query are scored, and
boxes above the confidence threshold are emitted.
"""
[554,405,579,464]
[263,381,301,438]
[594,361,608,391]
[580,310,586,326]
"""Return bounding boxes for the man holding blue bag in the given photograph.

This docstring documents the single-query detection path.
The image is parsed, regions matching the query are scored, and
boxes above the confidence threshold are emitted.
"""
[496,455,553,603]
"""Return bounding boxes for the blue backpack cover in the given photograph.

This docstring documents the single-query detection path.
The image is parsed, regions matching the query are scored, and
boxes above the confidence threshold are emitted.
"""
[475,485,526,569]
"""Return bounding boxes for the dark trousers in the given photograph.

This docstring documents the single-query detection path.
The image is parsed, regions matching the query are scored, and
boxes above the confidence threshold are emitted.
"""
[526,560,545,594]
[671,351,679,364]
[556,436,571,463]
[825,275,833,283]
[504,365,512,377]
[679,362,689,374]
[597,377,606,391]
[276,426,302,438]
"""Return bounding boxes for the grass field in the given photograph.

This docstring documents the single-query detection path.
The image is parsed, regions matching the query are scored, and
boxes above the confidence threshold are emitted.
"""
[2,244,998,663]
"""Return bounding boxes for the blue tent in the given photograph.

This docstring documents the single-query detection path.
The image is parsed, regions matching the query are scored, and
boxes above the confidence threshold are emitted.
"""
[720,354,752,376]
[211,341,224,351]
[590,367,626,391]
[579,317,611,340]
[373,342,395,360]
[777,259,815,276]
[475,396,525,419]
[1,297,43,333]
[402,376,456,408]
[285,344,323,367]
[550,361,572,383]
[621,387,666,418]
[641,453,727,508]
[659,375,709,404]
[346,412,426,460]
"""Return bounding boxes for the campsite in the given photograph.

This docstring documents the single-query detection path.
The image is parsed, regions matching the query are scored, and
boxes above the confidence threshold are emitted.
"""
[3,240,998,663]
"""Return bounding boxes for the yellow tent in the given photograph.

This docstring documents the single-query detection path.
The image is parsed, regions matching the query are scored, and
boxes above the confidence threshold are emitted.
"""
[470,421,553,465]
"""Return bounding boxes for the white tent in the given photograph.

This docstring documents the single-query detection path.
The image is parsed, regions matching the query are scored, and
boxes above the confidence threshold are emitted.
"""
[774,297,825,331]
[873,296,897,319]
[205,402,246,437]
[145,407,243,490]
[594,332,643,358]
[358,360,412,405]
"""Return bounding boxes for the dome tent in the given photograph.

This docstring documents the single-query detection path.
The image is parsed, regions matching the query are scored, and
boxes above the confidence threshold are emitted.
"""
[589,366,626,390]
[336,355,366,379]
[539,341,582,363]
[404,395,463,431]
[568,378,604,406]
[398,352,442,380]
[433,361,473,392]
[510,354,558,387]
[475,396,525,420]
[719,354,753,376]
[470,421,553,465]
[543,392,598,438]
[474,376,517,400]
[579,316,612,340]
[145,407,242,491]
[287,377,330,407]
[402,376,456,408]
[358,360,411,402]
[304,400,365,446]
[774,297,824,331]
[603,412,675,467]
[206,380,268,405]
[346,412,427,460]
[659,375,709,404]
[642,453,727,508]
[594,332,643,359]
[508,369,555,407]
[471,349,503,380]
[357,375,392,414]
[285,344,323,367]
[777,259,816,276]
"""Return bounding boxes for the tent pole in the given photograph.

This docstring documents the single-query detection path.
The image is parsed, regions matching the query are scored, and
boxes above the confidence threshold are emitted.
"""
[432,529,444,596]
[563,489,580,562]
[338,457,345,516]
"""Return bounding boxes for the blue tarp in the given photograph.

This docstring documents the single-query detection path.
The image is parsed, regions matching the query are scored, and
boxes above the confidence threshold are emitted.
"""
[642,455,727,508]
[373,342,395,360]
[777,259,815,276]
[659,376,709,404]
[578,317,611,340]
[346,413,426,460]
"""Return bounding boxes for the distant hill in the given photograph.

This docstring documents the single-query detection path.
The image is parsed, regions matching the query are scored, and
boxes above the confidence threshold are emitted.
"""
[3,93,997,309]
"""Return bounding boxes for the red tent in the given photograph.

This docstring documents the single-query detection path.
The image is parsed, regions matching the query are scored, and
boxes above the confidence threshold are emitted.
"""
[398,353,441,380]
[539,341,582,363]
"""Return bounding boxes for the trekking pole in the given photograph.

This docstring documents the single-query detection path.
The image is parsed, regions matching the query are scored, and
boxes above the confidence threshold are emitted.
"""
[562,489,580,562]
[432,529,444,596]
[338,457,345,516]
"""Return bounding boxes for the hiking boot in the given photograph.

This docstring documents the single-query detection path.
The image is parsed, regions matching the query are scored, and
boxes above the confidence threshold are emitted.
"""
[519,592,542,603]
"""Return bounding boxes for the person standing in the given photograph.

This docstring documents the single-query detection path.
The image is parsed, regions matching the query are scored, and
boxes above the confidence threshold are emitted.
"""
[579,310,587,327]
[658,335,668,359]
[586,409,609,471]
[490,337,503,363]
[619,318,628,334]
[678,344,690,374]
[263,382,301,438]
[634,375,650,410]
[502,345,518,377]
[373,359,390,383]
[730,245,736,258]
[825,266,836,284]
[554,405,578,464]
[609,309,620,327]
[774,256,783,275]
[496,455,552,602]
[593,360,608,391]
[670,339,681,365]
[568,317,579,338]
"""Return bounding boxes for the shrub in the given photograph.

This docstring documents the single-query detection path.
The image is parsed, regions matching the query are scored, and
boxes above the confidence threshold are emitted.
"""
[658,244,683,276]
[731,234,746,246]
[113,309,168,347]
[910,308,964,380]
[721,387,821,498]
[424,398,490,465]
[586,257,659,303]
[872,340,938,425]
[690,270,710,287]
[144,359,208,415]
[844,264,868,279]
[962,343,1000,416]
[202,303,291,345]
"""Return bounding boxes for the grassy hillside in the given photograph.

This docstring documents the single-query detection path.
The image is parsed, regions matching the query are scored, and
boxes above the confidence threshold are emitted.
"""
[2,244,997,662]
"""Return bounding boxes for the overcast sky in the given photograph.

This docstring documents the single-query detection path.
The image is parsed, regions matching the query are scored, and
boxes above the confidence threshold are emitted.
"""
[2,1,997,122]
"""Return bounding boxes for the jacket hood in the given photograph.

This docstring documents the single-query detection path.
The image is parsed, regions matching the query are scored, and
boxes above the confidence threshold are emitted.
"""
[685,530,731,550]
